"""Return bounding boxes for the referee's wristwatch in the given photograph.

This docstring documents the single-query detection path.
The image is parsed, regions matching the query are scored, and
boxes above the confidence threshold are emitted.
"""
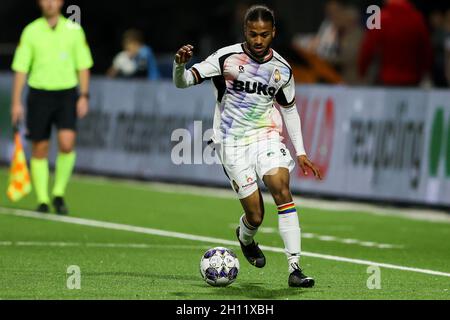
[79,92,90,100]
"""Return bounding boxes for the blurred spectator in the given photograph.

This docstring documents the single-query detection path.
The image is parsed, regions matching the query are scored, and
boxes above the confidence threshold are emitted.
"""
[330,6,365,85]
[358,0,433,87]
[429,10,448,87]
[307,0,344,61]
[289,0,344,84]
[107,29,160,80]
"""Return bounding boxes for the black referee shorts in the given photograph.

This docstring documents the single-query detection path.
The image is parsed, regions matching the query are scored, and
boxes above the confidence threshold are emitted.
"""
[26,87,78,141]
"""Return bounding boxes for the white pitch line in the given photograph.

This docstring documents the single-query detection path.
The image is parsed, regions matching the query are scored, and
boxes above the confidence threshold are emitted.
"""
[1,207,450,278]
[0,241,210,250]
[72,175,450,223]
[228,225,403,249]
[15,241,80,247]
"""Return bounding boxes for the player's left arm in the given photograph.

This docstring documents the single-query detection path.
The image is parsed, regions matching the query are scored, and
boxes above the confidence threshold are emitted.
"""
[276,75,322,180]
[77,69,90,118]
[74,26,93,119]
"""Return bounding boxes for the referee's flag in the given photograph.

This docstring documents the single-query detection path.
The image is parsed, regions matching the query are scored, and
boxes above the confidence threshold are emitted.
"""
[7,128,31,202]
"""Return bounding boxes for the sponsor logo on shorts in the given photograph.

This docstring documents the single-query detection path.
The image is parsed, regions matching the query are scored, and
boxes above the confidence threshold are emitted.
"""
[239,175,256,189]
[242,180,257,189]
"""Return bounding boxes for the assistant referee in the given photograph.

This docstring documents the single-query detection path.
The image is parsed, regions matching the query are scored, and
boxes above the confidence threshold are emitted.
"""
[10,0,93,214]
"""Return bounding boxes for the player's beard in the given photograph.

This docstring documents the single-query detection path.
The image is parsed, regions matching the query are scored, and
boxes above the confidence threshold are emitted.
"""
[246,40,272,60]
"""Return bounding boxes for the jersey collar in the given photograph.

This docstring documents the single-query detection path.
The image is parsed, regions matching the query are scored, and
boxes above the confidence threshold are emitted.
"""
[241,43,273,64]
[40,15,66,31]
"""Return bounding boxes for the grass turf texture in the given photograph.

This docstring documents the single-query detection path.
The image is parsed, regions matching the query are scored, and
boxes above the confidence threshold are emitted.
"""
[0,168,449,299]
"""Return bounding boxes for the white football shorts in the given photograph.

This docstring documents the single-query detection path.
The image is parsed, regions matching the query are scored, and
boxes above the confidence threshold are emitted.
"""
[212,138,295,199]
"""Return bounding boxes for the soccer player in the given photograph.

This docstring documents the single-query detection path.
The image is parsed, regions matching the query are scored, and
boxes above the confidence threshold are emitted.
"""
[173,5,322,287]
[10,0,93,214]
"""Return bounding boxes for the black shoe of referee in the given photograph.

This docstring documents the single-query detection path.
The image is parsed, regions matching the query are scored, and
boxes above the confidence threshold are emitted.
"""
[36,203,50,213]
[288,263,315,288]
[236,227,266,268]
[52,197,68,215]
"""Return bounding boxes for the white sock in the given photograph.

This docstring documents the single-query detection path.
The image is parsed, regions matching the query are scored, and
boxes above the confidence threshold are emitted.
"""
[277,202,301,273]
[239,214,258,245]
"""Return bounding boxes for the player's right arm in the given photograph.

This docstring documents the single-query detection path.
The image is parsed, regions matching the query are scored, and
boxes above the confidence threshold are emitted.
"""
[276,74,322,180]
[173,44,222,88]
[11,72,27,125]
[10,27,32,126]
[173,44,196,88]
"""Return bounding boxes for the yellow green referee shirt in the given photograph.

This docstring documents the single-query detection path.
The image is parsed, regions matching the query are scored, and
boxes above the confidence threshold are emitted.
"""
[12,16,93,91]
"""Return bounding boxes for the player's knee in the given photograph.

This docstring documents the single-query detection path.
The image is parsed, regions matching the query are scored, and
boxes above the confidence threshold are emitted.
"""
[246,213,263,227]
[246,204,265,226]
[58,130,76,153]
[58,141,74,153]
[272,186,291,204]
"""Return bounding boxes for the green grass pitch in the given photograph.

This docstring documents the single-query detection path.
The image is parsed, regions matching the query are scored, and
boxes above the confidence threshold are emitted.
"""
[0,168,449,300]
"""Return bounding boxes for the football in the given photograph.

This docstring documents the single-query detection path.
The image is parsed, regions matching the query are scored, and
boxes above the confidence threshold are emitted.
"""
[200,247,240,287]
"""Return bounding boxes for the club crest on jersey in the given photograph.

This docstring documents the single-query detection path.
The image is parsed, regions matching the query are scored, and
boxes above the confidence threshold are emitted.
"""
[232,80,276,97]
[274,69,281,83]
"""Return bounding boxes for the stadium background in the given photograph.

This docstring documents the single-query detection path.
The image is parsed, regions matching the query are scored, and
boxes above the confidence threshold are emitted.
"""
[0,0,450,300]
[0,0,449,74]
[1,0,450,207]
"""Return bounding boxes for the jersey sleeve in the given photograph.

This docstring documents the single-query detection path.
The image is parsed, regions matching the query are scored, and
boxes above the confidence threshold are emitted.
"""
[275,72,296,107]
[74,27,94,70]
[11,27,33,73]
[189,51,222,84]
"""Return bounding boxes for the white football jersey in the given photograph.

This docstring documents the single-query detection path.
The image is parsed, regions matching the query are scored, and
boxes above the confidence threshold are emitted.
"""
[190,43,296,146]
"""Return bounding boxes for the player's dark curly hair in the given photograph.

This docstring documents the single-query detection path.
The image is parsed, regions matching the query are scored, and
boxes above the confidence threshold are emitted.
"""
[244,5,275,27]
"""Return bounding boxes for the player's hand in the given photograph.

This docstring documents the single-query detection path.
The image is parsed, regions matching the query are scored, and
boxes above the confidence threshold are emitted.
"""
[297,155,322,180]
[11,102,24,126]
[175,44,194,64]
[76,96,89,119]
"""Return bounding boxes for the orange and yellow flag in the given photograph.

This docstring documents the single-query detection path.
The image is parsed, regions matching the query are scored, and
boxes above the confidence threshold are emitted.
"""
[7,132,32,202]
